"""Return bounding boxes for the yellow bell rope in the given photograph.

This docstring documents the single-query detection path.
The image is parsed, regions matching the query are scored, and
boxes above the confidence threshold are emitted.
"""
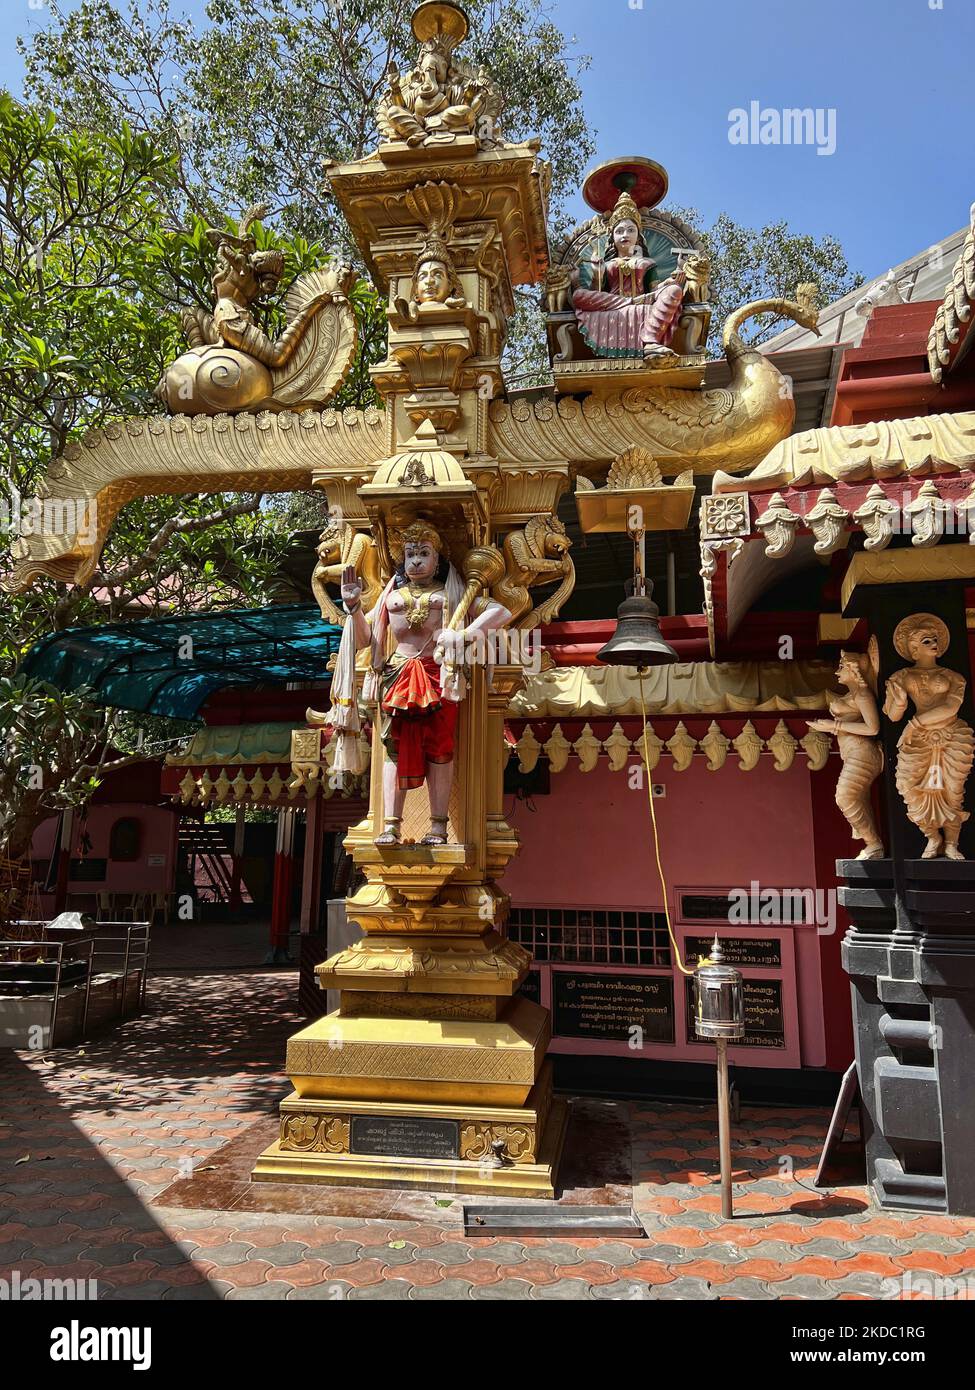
[638,669,693,977]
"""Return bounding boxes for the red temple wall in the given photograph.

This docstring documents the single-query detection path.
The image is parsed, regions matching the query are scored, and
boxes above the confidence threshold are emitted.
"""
[502,754,855,1073]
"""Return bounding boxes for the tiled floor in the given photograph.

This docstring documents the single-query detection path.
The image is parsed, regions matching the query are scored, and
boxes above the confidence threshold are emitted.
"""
[2,970,974,1300]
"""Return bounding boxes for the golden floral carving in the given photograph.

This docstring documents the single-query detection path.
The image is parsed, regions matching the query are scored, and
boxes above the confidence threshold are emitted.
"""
[754,492,800,558]
[806,488,850,556]
[853,484,899,552]
[699,721,730,771]
[733,721,764,771]
[928,208,975,383]
[459,1123,536,1165]
[280,1114,351,1154]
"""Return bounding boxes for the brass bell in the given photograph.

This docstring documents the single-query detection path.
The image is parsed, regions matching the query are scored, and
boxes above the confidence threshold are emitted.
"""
[597,584,678,667]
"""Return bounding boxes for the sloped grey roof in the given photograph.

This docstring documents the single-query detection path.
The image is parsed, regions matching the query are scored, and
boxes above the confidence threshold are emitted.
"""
[759,225,968,354]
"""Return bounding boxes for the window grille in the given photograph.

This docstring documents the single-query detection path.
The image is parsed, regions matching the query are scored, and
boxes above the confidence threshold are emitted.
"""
[507,907,672,967]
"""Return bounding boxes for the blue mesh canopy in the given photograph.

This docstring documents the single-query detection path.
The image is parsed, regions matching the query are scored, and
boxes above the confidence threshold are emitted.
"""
[22,604,342,720]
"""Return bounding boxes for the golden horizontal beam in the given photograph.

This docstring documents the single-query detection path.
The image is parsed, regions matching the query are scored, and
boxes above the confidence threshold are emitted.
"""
[841,545,975,614]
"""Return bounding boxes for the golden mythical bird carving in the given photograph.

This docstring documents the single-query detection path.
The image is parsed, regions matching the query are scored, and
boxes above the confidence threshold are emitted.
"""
[156,204,358,415]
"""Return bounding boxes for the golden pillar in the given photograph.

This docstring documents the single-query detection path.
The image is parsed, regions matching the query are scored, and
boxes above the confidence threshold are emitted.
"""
[253,1,569,1195]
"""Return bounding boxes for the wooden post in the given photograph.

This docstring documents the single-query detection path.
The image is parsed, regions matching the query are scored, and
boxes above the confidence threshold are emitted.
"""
[716,1037,734,1220]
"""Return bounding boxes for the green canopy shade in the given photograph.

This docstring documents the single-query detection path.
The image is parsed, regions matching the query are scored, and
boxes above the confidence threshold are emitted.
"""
[22,604,342,721]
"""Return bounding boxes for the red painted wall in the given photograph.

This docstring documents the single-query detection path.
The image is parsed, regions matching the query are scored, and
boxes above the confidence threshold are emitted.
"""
[503,753,855,1070]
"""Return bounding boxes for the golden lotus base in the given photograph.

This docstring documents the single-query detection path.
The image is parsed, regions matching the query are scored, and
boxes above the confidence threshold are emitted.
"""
[252,1066,567,1198]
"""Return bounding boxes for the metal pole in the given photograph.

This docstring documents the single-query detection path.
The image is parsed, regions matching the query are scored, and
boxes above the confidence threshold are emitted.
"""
[81,939,93,1037]
[666,542,677,617]
[120,926,132,1019]
[50,941,63,1050]
[716,1037,733,1219]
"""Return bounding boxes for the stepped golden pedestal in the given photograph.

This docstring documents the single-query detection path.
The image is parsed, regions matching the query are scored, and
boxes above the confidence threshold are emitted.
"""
[253,667,566,1196]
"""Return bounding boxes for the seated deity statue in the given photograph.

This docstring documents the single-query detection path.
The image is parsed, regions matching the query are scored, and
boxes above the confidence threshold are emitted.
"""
[377,42,498,149]
[570,190,704,360]
[328,521,510,847]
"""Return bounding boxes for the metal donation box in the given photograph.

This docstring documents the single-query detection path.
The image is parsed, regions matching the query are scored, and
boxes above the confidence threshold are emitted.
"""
[693,938,745,1041]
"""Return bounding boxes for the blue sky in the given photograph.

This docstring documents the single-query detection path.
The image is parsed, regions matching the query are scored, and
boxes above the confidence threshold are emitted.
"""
[2,0,973,280]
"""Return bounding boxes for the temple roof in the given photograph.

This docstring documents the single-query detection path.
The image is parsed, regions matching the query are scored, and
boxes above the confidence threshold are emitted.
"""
[22,605,341,720]
[509,660,833,719]
[760,224,969,355]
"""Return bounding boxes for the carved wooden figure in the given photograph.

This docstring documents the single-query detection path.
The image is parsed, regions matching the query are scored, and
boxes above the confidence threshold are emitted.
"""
[808,650,884,860]
[882,614,975,860]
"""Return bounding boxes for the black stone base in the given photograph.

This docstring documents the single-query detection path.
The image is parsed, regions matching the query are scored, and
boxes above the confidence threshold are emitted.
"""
[839,856,975,1216]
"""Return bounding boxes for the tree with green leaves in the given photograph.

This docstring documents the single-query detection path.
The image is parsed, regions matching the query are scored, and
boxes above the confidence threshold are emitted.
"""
[692,211,863,350]
[0,93,378,870]
[20,0,596,377]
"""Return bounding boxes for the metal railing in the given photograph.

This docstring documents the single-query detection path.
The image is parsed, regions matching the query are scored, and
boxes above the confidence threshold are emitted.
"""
[1,920,151,1045]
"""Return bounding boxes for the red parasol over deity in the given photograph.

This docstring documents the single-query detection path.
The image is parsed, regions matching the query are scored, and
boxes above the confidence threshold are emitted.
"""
[582,156,669,216]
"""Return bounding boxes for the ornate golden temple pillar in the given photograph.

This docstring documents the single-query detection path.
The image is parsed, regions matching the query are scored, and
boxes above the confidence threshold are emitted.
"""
[252,0,569,1194]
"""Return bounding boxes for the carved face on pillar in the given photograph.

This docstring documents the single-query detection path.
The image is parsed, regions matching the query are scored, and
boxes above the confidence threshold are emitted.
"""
[409,235,465,311]
[415,258,452,305]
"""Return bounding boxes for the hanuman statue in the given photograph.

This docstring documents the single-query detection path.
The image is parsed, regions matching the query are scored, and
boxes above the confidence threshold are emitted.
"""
[329,520,510,847]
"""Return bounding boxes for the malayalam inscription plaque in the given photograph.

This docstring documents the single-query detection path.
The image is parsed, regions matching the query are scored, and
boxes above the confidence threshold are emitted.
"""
[553,971,675,1043]
[350,1115,460,1160]
[685,936,782,969]
[684,977,786,1048]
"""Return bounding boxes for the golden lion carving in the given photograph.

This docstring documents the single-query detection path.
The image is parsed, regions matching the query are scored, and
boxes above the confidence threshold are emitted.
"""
[311,518,383,625]
[493,516,575,629]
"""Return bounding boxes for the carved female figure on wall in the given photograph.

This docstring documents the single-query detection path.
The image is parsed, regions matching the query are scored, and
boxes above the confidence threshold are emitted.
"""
[882,614,975,860]
[808,650,884,860]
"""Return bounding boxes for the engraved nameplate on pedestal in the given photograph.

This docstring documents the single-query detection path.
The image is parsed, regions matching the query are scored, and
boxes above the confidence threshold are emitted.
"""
[350,1115,460,1160]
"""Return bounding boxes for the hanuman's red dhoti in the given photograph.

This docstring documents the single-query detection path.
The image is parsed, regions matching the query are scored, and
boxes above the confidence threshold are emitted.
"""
[380,654,458,790]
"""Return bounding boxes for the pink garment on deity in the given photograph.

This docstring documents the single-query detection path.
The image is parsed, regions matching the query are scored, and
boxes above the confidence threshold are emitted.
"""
[642,278,686,350]
[572,258,686,356]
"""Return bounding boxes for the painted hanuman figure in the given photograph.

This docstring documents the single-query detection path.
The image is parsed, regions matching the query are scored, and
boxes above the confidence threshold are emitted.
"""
[330,520,510,847]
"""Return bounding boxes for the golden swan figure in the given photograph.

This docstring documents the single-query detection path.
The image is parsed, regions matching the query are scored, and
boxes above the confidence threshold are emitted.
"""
[487,285,820,477]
